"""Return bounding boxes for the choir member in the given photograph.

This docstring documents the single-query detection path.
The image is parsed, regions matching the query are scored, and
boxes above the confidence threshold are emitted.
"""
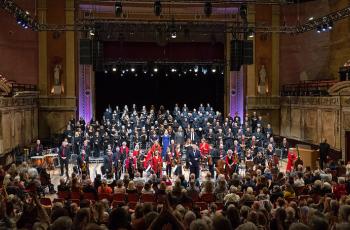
[125,152,137,180]
[165,147,173,178]
[78,149,90,175]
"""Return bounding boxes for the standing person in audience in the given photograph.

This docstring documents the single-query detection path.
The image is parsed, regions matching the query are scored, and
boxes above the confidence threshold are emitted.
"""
[58,140,70,177]
[188,145,201,179]
[319,138,330,170]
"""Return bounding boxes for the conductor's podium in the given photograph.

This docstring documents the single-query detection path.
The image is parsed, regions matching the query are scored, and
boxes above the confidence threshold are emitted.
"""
[290,147,320,170]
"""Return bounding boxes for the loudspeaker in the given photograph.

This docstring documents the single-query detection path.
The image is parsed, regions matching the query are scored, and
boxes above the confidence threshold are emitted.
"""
[230,40,243,71]
[80,39,92,65]
[243,40,253,65]
[92,40,104,72]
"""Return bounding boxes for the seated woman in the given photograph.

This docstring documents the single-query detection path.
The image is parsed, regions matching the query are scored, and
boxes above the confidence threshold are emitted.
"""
[114,179,126,194]
[98,179,112,195]
[141,182,155,194]
[333,177,347,199]
[126,181,137,194]
[283,183,296,199]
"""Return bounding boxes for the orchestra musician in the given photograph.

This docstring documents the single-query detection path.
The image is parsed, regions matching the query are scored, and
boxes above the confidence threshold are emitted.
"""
[103,150,114,176]
[173,144,182,176]
[225,150,238,179]
[77,149,90,175]
[165,147,173,178]
[31,139,43,157]
[125,152,137,180]
[188,145,201,179]
[152,150,162,178]
[58,140,70,177]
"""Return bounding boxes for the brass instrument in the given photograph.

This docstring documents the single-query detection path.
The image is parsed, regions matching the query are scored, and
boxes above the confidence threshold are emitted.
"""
[81,161,87,174]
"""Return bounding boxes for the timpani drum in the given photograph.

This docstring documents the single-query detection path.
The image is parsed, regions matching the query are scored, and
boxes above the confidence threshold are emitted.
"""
[44,153,58,169]
[31,156,45,167]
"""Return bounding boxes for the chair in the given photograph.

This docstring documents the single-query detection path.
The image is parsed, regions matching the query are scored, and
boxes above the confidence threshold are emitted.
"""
[215,202,224,211]
[127,193,139,203]
[113,193,126,203]
[140,193,155,203]
[40,197,52,206]
[84,192,97,201]
[200,193,215,203]
[128,202,138,210]
[71,191,81,200]
[156,194,167,204]
[57,191,70,199]
[189,193,199,202]
[99,193,112,201]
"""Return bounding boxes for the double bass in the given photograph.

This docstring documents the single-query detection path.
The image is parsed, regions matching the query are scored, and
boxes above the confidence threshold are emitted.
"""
[215,158,226,175]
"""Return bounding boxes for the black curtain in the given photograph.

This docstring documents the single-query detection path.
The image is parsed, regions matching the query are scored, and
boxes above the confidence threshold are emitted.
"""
[95,71,224,119]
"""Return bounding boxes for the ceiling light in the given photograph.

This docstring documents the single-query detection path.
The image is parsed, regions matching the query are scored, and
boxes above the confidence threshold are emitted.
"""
[112,66,117,72]
[316,26,322,33]
[171,68,177,73]
[131,67,135,72]
[89,29,95,36]
[328,21,333,30]
[322,24,327,31]
[171,30,177,39]
[115,1,123,17]
[211,66,217,73]
[104,69,108,74]
[153,67,158,72]
[308,17,314,21]
[194,66,199,73]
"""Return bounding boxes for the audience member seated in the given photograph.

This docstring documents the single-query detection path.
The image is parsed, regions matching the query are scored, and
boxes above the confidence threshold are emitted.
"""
[98,179,112,195]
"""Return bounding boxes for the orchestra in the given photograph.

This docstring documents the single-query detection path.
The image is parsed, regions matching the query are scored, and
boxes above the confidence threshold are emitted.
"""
[24,104,293,184]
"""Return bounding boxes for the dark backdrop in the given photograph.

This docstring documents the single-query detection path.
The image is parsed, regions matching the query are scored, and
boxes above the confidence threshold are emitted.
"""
[95,71,224,119]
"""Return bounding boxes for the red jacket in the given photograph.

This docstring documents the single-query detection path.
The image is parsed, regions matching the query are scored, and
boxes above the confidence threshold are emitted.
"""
[199,142,209,156]
[125,157,137,170]
[152,156,162,173]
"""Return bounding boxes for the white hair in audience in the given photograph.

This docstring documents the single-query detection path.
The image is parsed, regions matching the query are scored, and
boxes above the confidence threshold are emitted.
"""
[28,167,39,179]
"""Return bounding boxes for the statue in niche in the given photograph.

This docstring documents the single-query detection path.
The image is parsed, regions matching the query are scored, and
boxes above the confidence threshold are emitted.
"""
[258,65,267,95]
[54,64,62,86]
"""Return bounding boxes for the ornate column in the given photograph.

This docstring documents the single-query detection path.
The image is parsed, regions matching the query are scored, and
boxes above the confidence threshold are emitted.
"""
[271,5,280,96]
[38,0,47,96]
[246,4,256,97]
[65,0,75,98]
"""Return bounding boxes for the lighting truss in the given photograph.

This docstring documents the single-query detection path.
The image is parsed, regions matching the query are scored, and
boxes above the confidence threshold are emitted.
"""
[0,0,40,30]
[294,6,350,33]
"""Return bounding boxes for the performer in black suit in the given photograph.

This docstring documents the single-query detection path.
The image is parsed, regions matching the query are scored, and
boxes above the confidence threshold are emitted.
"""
[103,150,114,175]
[188,145,201,179]
[319,138,330,170]
[58,141,70,177]
[80,139,91,157]
[31,139,43,157]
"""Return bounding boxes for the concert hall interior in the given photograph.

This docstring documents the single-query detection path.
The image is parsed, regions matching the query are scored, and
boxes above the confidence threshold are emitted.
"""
[1,0,350,229]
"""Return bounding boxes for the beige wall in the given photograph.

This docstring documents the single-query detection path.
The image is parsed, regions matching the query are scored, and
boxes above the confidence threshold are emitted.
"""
[0,94,38,155]
[280,0,350,86]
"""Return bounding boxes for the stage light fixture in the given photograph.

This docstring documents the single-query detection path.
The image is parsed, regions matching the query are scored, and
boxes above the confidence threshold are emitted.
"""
[171,30,177,39]
[202,67,208,75]
[194,66,199,73]
[248,28,254,38]
[151,73,154,77]
[322,24,327,31]
[89,29,95,36]
[115,1,123,17]
[171,67,177,73]
[154,1,161,16]
[153,67,158,72]
[104,69,108,74]
[316,26,322,33]
[112,66,117,72]
[142,64,148,74]
[122,70,125,74]
[131,67,135,72]
[211,66,217,73]
[135,73,138,77]
[204,1,212,17]
[308,17,314,21]
[328,21,333,30]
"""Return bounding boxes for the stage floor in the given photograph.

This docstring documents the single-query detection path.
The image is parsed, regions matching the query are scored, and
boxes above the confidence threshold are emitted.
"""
[47,159,287,194]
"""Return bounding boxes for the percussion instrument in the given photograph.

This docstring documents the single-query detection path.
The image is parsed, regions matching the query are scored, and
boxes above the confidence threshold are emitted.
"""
[44,153,58,170]
[31,156,45,167]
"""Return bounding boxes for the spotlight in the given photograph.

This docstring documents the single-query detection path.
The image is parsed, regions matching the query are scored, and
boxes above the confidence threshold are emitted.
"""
[115,1,123,17]
[316,26,322,33]
[112,66,117,72]
[104,69,108,74]
[211,66,217,73]
[134,73,138,77]
[153,67,158,72]
[171,67,177,73]
[122,70,125,74]
[202,67,208,75]
[165,73,168,77]
[248,28,254,38]
[308,17,314,21]
[142,64,148,73]
[204,1,212,17]
[322,24,327,31]
[328,21,333,30]
[194,66,199,73]
[171,30,177,39]
[154,1,162,16]
[131,67,135,72]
